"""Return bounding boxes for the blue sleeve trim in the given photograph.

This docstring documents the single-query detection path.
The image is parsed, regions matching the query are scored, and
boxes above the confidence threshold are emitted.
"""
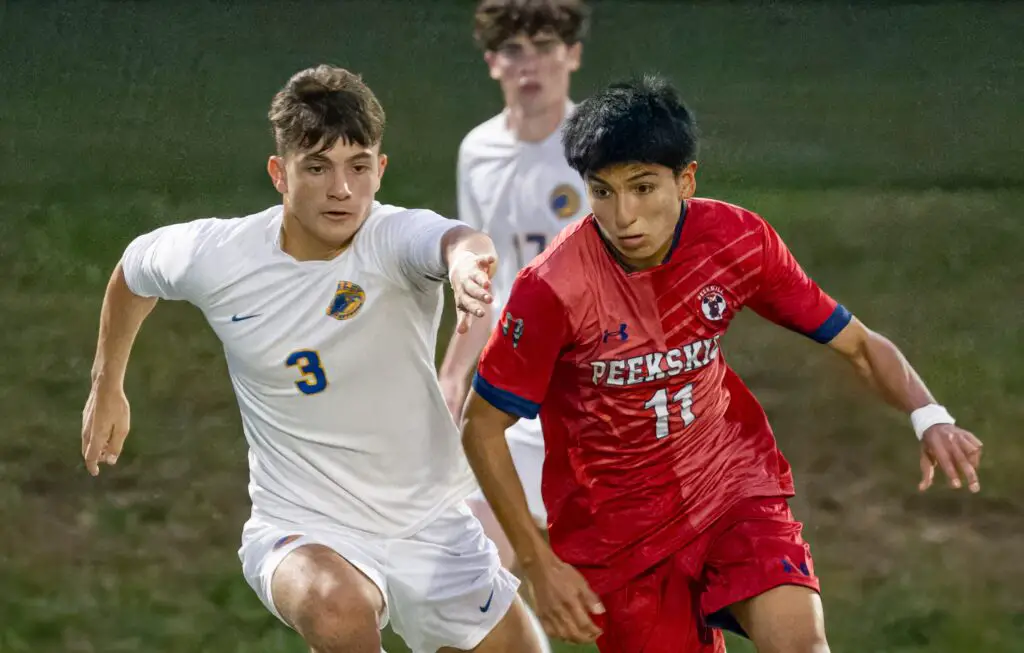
[472,372,540,420]
[808,303,852,344]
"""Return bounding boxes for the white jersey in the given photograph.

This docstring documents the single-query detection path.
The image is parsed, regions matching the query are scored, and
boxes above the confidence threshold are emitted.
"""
[457,102,589,446]
[121,202,475,537]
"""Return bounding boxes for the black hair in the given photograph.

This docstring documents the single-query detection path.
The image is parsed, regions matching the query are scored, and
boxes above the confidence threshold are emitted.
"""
[563,74,699,177]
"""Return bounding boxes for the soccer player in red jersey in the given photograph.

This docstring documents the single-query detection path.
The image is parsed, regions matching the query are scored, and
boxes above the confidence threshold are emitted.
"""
[460,74,985,653]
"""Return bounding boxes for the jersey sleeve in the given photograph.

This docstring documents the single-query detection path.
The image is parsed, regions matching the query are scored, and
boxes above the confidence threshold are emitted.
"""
[119,218,215,303]
[369,209,462,290]
[746,218,852,344]
[473,269,570,419]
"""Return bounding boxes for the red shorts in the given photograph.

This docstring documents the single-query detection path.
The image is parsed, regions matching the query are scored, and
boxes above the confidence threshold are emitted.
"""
[591,496,819,653]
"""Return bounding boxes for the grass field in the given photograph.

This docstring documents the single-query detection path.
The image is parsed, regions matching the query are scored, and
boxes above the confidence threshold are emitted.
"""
[2,2,1022,652]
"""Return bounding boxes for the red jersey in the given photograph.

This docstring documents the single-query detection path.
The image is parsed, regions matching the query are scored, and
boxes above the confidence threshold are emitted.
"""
[473,198,851,594]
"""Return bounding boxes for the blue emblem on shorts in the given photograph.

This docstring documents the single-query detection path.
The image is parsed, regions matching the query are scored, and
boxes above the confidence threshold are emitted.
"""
[781,558,810,576]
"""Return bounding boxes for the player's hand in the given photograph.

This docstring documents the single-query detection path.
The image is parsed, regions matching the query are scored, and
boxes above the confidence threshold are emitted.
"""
[918,424,983,493]
[526,549,605,644]
[439,373,469,421]
[81,378,131,476]
[449,251,496,335]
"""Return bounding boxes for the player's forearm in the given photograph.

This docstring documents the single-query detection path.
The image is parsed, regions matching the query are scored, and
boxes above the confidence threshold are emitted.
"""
[91,264,158,385]
[439,305,492,381]
[841,325,934,414]
[461,399,549,565]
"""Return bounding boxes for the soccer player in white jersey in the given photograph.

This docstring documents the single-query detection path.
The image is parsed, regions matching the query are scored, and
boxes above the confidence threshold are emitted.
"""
[80,65,543,653]
[437,1,591,649]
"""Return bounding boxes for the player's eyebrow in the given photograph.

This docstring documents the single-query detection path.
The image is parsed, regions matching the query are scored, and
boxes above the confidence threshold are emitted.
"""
[588,170,655,186]
[626,171,657,182]
[346,152,373,163]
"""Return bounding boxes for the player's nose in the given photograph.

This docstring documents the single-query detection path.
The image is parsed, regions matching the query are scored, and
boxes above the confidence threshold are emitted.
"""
[615,196,637,228]
[327,171,352,199]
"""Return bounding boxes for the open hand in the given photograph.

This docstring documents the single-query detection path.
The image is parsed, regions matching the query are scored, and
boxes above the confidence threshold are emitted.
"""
[919,424,983,493]
[449,252,496,334]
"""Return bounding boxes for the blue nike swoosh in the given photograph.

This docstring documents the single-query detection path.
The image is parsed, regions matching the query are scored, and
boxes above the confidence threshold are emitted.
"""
[479,588,494,613]
[231,313,261,322]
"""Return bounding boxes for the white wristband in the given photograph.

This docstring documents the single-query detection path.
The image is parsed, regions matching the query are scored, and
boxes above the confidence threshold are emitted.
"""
[910,404,955,441]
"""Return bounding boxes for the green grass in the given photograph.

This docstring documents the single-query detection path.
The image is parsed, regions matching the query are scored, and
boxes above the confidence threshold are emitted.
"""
[2,2,1022,652]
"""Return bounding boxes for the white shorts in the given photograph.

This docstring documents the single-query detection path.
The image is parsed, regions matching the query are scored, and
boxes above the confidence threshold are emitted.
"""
[238,502,520,653]
[468,419,547,525]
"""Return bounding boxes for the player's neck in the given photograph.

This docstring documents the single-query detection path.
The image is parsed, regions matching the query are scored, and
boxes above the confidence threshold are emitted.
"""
[279,212,350,262]
[506,100,566,143]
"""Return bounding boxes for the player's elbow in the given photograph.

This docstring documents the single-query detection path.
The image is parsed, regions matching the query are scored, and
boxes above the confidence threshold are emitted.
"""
[460,390,517,447]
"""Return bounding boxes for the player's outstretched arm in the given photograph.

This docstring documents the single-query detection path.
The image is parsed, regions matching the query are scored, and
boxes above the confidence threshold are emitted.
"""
[442,226,498,335]
[827,317,983,493]
[82,263,158,476]
[461,391,605,645]
[438,311,493,420]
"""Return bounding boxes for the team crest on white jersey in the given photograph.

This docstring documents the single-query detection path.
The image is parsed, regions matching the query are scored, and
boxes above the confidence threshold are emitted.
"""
[698,285,728,321]
[326,281,366,321]
[549,183,581,219]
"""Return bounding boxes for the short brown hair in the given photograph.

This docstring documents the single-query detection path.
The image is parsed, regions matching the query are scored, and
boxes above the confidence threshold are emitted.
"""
[268,64,385,155]
[473,0,589,52]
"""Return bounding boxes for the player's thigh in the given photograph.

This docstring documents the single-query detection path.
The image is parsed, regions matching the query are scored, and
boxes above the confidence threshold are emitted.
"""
[700,497,828,653]
[386,502,525,653]
[437,596,542,653]
[729,585,829,653]
[272,543,386,638]
[238,521,386,649]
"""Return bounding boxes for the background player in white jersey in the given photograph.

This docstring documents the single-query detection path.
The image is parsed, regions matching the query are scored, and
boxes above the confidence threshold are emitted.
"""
[80,65,543,653]
[437,1,590,649]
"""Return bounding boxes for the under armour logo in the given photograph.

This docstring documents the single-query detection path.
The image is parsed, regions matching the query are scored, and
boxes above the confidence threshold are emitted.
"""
[602,323,629,343]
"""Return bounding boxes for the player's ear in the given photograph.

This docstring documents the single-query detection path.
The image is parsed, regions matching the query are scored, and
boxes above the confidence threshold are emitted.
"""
[484,51,501,80]
[567,42,582,72]
[678,161,698,200]
[268,155,288,194]
[377,153,388,181]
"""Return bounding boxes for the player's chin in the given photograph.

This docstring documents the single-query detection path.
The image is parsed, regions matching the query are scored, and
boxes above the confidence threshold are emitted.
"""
[318,212,363,236]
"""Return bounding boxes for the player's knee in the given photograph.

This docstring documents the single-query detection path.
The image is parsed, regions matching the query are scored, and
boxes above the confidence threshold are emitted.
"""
[752,619,829,653]
[291,578,381,653]
[771,632,829,653]
[274,547,383,653]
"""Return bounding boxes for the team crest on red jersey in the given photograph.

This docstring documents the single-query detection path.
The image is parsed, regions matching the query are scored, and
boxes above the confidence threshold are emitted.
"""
[698,285,728,321]
[501,311,525,348]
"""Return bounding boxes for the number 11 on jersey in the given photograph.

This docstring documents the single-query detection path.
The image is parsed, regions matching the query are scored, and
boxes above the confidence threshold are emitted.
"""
[643,384,695,439]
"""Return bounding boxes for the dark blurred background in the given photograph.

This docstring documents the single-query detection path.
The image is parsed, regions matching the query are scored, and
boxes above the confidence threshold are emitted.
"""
[1,1,1021,651]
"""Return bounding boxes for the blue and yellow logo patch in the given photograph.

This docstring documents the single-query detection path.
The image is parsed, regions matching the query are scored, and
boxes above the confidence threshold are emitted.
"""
[550,183,581,219]
[326,281,366,321]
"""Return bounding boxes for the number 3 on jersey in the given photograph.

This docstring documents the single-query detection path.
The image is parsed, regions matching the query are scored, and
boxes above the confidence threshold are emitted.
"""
[643,384,695,439]
[286,349,328,395]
